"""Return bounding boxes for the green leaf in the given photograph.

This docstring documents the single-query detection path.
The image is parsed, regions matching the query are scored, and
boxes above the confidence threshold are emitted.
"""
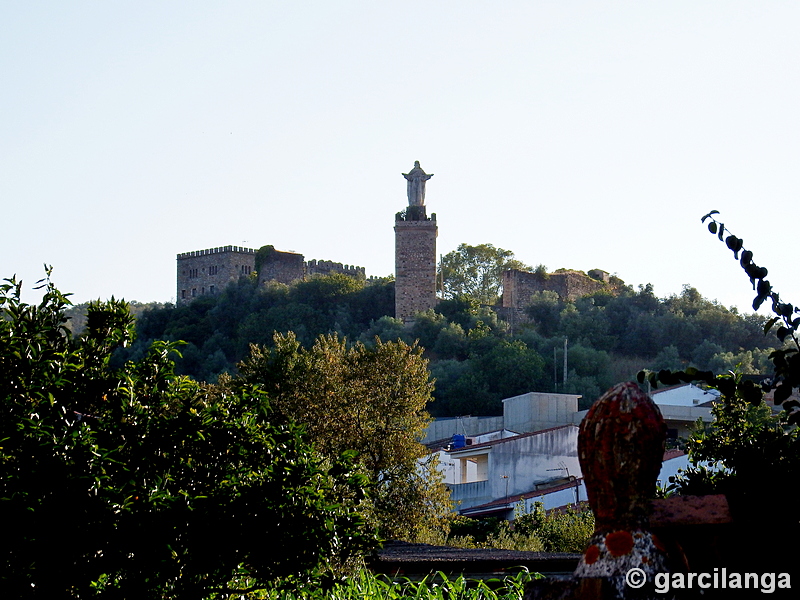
[708,221,718,234]
[725,235,743,259]
[753,294,767,312]
[782,400,800,412]
[764,317,780,334]
[774,383,793,405]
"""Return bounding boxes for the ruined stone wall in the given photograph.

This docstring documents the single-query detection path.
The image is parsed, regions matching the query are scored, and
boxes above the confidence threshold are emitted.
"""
[306,259,366,279]
[176,246,256,305]
[502,269,607,310]
[394,208,438,321]
[256,250,305,287]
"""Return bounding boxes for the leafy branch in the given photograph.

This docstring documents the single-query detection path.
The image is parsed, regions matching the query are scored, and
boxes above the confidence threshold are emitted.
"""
[639,211,800,424]
[699,210,800,413]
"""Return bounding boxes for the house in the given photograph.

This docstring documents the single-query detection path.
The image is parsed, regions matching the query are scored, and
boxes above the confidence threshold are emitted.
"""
[431,425,588,519]
[424,384,720,520]
[648,383,717,440]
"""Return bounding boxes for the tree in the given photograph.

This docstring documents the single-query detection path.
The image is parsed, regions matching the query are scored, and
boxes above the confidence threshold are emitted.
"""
[440,243,531,305]
[0,272,374,598]
[235,332,452,542]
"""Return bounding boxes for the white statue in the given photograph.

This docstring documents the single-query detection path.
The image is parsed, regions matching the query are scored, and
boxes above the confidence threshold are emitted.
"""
[402,161,433,206]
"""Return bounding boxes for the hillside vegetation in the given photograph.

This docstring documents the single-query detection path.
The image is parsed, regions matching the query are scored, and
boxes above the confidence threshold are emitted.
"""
[80,271,777,417]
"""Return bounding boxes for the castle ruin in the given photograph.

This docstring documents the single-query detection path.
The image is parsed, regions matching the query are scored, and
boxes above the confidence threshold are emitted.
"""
[499,268,616,330]
[502,268,610,308]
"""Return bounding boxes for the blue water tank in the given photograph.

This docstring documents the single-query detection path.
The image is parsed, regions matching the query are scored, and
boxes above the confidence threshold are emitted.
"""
[452,434,466,449]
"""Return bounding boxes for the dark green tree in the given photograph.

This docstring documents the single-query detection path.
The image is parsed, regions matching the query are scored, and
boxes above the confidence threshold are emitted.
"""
[0,272,374,598]
[440,243,531,305]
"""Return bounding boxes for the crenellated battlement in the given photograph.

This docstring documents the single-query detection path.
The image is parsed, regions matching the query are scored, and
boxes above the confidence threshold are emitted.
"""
[306,259,366,277]
[177,246,255,259]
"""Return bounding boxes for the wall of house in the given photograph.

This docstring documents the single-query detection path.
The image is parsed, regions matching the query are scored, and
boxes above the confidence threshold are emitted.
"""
[442,425,583,511]
[448,480,493,511]
[502,392,582,433]
[518,482,589,513]
[487,426,582,500]
[422,416,505,444]
[657,453,691,488]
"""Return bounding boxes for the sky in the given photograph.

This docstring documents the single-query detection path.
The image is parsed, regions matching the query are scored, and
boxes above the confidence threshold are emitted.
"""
[3,2,799,316]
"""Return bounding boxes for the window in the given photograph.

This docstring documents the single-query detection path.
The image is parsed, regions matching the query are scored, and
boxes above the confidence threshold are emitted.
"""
[181,290,186,299]
[192,288,197,297]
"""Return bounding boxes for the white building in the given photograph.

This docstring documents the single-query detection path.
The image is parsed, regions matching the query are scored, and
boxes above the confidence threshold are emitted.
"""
[425,385,715,520]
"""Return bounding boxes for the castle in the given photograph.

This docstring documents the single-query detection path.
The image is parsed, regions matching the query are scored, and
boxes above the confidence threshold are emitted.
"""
[176,246,366,305]
[176,161,441,321]
[176,161,614,320]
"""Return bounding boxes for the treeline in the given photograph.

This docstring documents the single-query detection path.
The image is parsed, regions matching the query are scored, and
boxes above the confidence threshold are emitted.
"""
[88,272,778,418]
[108,274,394,381]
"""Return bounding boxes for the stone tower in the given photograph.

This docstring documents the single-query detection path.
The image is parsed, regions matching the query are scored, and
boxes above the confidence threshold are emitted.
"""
[395,161,438,321]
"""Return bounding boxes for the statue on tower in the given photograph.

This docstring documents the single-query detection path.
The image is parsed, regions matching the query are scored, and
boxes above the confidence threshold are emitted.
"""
[402,161,433,207]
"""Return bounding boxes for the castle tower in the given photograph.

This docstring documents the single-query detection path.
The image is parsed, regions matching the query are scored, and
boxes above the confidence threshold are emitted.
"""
[176,245,256,304]
[395,161,438,321]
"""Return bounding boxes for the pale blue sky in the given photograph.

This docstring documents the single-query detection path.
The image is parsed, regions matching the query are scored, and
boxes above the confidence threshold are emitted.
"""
[3,2,799,316]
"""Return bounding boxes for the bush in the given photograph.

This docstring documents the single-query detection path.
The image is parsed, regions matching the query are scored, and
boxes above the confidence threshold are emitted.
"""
[445,503,594,553]
[0,272,375,598]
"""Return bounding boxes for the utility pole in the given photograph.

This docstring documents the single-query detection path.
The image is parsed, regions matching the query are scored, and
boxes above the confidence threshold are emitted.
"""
[563,337,568,387]
[553,346,558,392]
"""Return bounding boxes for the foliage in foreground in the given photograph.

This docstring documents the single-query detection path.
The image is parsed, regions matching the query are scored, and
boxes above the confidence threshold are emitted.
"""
[0,272,376,598]
[639,212,800,507]
[638,212,800,571]
[256,569,541,600]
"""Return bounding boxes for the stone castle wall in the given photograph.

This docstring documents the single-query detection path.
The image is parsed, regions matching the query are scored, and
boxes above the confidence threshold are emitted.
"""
[394,208,438,321]
[500,269,610,331]
[306,259,366,279]
[256,250,305,287]
[177,246,365,305]
[177,246,256,304]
